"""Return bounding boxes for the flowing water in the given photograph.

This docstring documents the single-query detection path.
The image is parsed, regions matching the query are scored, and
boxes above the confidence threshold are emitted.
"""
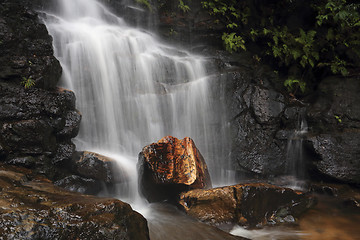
[43,0,230,188]
[42,0,233,239]
[283,113,308,190]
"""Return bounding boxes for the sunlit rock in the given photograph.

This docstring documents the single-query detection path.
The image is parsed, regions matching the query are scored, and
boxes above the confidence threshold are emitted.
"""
[138,136,212,202]
[179,183,316,228]
[0,164,150,240]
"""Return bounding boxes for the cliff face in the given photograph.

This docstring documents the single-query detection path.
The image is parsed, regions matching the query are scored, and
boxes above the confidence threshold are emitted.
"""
[0,0,80,181]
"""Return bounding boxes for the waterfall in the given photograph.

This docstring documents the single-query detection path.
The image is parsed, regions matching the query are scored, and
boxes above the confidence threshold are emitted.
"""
[42,0,230,200]
[285,113,308,189]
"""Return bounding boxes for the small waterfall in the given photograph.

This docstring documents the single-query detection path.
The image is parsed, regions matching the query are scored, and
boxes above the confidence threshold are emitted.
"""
[42,0,230,201]
[285,113,308,189]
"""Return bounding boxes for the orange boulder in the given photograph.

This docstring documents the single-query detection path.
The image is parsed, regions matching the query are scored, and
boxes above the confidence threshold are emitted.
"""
[138,136,212,202]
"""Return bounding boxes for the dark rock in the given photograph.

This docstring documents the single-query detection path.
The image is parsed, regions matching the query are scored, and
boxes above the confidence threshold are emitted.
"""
[252,86,285,124]
[307,76,360,130]
[7,156,36,168]
[0,0,61,90]
[0,83,80,179]
[0,119,55,154]
[179,183,316,228]
[308,131,360,185]
[54,175,102,195]
[56,110,82,139]
[74,151,127,184]
[138,136,212,203]
[0,164,150,240]
[52,142,76,166]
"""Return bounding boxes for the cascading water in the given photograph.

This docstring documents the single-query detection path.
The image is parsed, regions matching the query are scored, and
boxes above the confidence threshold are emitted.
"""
[42,0,230,201]
[284,113,308,189]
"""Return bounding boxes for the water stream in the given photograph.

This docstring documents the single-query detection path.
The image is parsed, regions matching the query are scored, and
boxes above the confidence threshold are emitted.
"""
[42,0,233,239]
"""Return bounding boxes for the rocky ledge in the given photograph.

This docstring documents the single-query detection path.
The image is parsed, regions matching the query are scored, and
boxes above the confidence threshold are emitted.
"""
[0,163,150,240]
[179,183,316,228]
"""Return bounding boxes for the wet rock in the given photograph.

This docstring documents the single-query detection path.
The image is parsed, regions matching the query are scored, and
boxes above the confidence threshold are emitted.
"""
[308,131,360,185]
[252,86,285,124]
[1,119,55,154]
[0,0,61,90]
[179,183,316,228]
[7,156,36,168]
[52,142,76,167]
[74,151,127,184]
[0,83,80,179]
[0,164,150,240]
[56,110,82,139]
[138,136,212,202]
[54,174,102,195]
[222,67,291,178]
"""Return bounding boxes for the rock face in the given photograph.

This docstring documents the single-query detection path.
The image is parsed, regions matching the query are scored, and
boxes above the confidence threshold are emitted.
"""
[0,164,150,240]
[0,0,81,183]
[0,0,61,90]
[223,67,294,177]
[179,183,316,228]
[138,136,212,202]
[306,77,360,185]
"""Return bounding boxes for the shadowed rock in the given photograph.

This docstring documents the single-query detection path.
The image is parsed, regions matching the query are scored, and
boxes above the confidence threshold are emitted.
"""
[179,183,316,228]
[138,136,212,203]
[74,151,128,184]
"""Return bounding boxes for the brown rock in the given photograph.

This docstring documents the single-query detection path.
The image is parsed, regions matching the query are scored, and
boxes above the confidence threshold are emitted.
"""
[138,136,212,202]
[0,163,150,240]
[179,183,316,228]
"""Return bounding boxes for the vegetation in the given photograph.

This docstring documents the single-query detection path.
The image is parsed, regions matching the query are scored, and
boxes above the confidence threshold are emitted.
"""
[200,0,360,94]
[21,76,35,89]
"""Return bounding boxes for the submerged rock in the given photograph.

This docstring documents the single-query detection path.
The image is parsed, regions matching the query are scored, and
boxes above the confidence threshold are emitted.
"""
[0,164,150,240]
[179,183,316,228]
[138,136,212,202]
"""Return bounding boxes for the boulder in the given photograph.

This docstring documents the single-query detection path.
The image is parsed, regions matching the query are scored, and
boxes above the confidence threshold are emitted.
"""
[138,136,212,202]
[74,151,127,184]
[179,183,316,228]
[0,163,150,240]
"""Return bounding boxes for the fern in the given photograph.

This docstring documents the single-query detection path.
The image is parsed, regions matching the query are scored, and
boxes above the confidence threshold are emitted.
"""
[21,77,36,89]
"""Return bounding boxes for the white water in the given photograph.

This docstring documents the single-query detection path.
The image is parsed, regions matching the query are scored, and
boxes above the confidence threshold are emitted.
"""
[42,0,230,203]
[284,114,308,190]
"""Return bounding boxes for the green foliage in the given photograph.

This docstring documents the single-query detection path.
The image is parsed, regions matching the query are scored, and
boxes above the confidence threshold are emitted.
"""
[284,78,306,93]
[178,0,190,13]
[222,32,246,52]
[21,76,36,89]
[200,0,360,94]
[334,115,342,123]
